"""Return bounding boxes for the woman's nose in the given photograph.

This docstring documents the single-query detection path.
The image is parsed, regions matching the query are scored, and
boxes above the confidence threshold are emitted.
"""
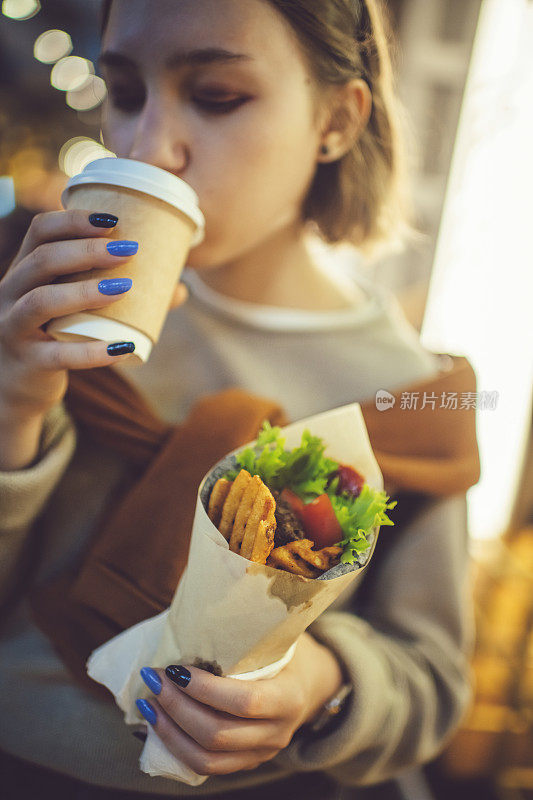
[128,97,189,174]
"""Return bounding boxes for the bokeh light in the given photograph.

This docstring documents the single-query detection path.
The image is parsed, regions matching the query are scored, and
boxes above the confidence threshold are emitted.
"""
[2,0,40,20]
[50,55,93,92]
[34,29,72,64]
[66,75,107,111]
[58,137,115,177]
[6,146,66,210]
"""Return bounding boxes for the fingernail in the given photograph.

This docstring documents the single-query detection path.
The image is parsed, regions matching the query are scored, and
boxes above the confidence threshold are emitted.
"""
[89,212,118,228]
[140,667,162,695]
[132,730,147,742]
[165,665,191,688]
[107,341,135,356]
[107,240,138,256]
[136,698,157,725]
[98,278,132,295]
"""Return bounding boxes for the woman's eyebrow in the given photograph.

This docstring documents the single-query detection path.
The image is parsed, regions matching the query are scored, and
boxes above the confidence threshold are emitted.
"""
[98,48,253,72]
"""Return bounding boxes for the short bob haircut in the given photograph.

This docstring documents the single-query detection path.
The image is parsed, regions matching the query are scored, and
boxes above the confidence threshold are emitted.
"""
[99,0,407,254]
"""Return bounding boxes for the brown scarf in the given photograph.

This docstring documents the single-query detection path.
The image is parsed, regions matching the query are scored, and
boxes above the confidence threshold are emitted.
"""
[29,355,480,697]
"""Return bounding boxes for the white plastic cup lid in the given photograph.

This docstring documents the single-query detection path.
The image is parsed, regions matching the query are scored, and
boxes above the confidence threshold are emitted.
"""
[62,157,205,246]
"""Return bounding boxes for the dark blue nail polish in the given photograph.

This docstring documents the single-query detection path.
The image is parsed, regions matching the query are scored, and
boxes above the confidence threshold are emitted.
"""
[132,730,147,742]
[98,278,132,295]
[165,665,191,688]
[140,667,162,695]
[107,240,138,256]
[89,212,118,228]
[136,698,157,726]
[107,341,135,356]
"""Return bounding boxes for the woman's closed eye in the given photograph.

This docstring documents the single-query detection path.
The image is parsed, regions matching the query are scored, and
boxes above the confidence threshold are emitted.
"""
[193,92,252,114]
[107,85,252,115]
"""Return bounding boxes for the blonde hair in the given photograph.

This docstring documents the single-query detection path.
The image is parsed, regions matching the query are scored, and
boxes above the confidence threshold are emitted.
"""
[100,0,408,253]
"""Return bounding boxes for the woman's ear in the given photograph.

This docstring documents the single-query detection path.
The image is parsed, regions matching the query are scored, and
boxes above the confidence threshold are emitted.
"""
[317,79,372,162]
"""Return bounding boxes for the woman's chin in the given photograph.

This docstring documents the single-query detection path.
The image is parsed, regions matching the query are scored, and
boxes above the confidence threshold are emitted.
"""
[184,243,208,270]
[185,241,226,272]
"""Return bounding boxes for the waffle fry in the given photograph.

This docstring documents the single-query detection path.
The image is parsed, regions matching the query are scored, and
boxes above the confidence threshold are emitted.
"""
[239,483,276,560]
[250,519,276,564]
[290,539,342,572]
[229,475,263,553]
[267,539,341,578]
[267,540,319,578]
[207,478,232,527]
[211,470,276,564]
[218,469,252,539]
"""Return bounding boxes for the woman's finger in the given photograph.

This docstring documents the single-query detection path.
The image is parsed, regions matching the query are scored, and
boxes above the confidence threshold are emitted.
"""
[8,278,133,337]
[6,237,138,300]
[14,209,119,264]
[153,665,284,720]
[144,699,279,776]
[24,338,136,371]
[146,670,281,751]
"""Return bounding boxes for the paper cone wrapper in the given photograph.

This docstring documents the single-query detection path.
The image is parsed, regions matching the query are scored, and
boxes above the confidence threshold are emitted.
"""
[47,185,196,361]
[87,402,383,784]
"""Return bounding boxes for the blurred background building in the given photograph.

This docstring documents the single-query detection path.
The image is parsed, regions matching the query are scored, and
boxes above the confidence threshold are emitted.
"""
[1,0,532,798]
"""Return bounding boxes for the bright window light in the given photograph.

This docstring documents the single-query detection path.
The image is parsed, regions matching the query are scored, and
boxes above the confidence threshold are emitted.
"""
[421,0,533,541]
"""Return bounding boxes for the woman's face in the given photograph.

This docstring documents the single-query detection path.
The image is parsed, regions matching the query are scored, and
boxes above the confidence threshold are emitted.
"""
[100,0,326,270]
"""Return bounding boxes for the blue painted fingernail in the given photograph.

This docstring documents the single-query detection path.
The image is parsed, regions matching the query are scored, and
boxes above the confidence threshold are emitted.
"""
[107,341,135,356]
[98,278,132,295]
[136,698,157,725]
[140,667,162,695]
[89,212,118,228]
[165,665,191,688]
[107,240,138,256]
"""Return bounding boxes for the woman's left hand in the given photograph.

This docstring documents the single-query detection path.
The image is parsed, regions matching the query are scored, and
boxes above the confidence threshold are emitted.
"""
[137,632,344,776]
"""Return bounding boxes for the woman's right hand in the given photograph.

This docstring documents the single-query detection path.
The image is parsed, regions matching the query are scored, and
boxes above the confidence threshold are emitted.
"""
[0,209,138,469]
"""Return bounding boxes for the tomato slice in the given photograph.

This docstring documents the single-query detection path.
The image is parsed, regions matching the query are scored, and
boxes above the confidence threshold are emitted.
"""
[280,488,306,521]
[300,494,342,548]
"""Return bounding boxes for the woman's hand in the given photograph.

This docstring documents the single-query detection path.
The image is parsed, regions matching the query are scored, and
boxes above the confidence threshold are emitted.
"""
[0,209,188,469]
[0,210,138,422]
[137,632,344,776]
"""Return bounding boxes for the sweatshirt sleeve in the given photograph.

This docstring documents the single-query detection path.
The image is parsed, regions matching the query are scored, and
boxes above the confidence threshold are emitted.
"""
[276,492,475,786]
[0,403,76,602]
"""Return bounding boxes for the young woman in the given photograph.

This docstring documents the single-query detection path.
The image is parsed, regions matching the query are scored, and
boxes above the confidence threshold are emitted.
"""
[0,2,476,798]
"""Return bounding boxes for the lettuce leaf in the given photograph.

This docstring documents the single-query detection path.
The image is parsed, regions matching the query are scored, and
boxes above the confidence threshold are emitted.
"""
[330,485,397,564]
[232,422,338,497]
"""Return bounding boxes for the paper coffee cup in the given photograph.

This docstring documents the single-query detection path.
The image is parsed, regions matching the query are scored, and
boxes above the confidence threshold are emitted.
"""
[46,158,205,363]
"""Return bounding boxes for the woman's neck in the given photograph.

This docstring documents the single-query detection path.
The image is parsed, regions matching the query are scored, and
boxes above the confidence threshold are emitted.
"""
[198,222,356,311]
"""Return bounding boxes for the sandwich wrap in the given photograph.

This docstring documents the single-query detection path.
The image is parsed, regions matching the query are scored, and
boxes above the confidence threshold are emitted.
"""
[87,402,384,784]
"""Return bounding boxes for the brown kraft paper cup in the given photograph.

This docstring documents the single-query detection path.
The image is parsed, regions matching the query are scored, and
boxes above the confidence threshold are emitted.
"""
[46,158,205,363]
[65,184,194,337]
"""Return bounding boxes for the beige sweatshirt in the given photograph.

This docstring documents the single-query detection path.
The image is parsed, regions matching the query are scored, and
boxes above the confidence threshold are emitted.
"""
[0,266,474,796]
